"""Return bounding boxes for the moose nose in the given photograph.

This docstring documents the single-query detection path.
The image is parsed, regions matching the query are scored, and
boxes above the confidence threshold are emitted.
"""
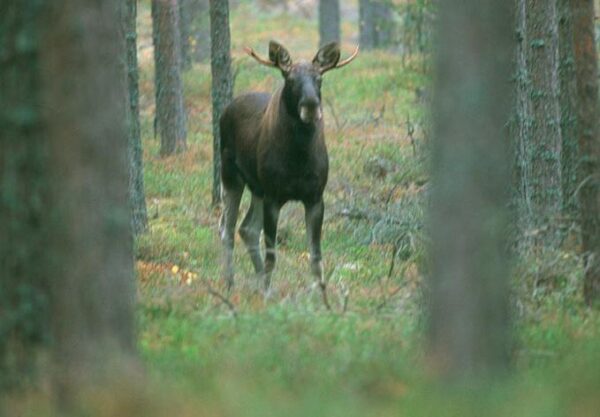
[299,97,321,123]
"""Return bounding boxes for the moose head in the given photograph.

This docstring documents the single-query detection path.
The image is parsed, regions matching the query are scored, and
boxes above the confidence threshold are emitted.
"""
[245,41,359,124]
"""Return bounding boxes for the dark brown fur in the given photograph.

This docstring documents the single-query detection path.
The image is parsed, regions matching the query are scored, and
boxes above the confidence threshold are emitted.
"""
[219,41,357,289]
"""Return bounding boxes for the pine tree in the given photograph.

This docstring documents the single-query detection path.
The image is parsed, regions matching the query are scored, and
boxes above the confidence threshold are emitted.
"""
[209,0,233,206]
[152,0,188,156]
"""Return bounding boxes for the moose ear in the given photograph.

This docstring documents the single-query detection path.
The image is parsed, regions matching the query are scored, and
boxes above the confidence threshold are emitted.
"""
[268,41,292,71]
[313,42,341,72]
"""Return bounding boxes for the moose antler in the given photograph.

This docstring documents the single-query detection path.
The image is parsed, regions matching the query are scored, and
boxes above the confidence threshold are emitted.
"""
[335,46,359,69]
[244,46,277,67]
[319,45,359,73]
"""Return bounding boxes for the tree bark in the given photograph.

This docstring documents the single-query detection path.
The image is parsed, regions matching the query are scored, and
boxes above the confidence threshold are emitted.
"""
[527,0,563,247]
[558,0,579,219]
[359,0,375,50]
[152,0,187,156]
[179,0,193,70]
[571,0,600,306]
[514,0,564,250]
[319,0,340,46]
[124,0,149,235]
[429,0,513,376]
[191,0,210,62]
[209,0,233,206]
[359,0,394,50]
[0,0,49,389]
[40,0,137,393]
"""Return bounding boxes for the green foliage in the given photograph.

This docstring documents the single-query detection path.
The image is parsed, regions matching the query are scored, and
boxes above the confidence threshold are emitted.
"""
[128,3,599,415]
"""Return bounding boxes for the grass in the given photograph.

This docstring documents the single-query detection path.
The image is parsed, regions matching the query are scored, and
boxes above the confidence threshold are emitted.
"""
[130,2,600,415]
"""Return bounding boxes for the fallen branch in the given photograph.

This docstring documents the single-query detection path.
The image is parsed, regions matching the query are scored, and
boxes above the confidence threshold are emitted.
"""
[202,278,238,318]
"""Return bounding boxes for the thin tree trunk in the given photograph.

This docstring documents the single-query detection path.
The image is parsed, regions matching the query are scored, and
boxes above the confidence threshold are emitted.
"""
[571,0,600,306]
[514,0,564,250]
[152,0,187,156]
[209,0,233,206]
[558,0,579,220]
[513,0,532,246]
[319,0,340,46]
[191,0,210,62]
[524,0,563,248]
[124,0,149,235]
[359,0,375,50]
[0,0,49,389]
[429,0,513,376]
[40,0,137,394]
[179,0,193,70]
[373,0,394,48]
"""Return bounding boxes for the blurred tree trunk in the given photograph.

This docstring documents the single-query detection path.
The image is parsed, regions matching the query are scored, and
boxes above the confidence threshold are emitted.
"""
[152,0,187,156]
[191,0,210,62]
[512,0,531,238]
[124,0,149,235]
[514,0,563,250]
[40,0,137,396]
[558,0,579,220]
[571,0,600,306]
[209,0,233,206]
[319,0,340,46]
[0,1,50,389]
[359,0,394,50]
[359,0,375,49]
[179,0,193,70]
[429,0,513,377]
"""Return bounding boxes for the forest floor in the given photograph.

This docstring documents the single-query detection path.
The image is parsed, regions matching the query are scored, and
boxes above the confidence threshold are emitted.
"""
[129,1,600,416]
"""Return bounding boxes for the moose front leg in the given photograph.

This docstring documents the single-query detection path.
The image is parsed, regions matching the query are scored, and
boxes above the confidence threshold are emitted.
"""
[220,184,243,290]
[263,198,281,289]
[305,199,331,310]
[305,199,325,284]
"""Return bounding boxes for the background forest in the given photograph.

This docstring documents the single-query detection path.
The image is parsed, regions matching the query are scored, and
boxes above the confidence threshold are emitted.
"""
[1,0,600,416]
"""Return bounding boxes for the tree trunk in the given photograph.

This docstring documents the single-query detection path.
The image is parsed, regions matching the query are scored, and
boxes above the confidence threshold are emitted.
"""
[525,0,563,248]
[179,0,193,70]
[359,0,375,49]
[209,0,233,206]
[558,0,579,220]
[191,0,210,62]
[0,0,50,389]
[571,0,600,306]
[429,0,513,377]
[514,0,564,250]
[40,0,137,394]
[513,0,532,244]
[359,0,393,50]
[152,0,187,156]
[319,0,340,46]
[124,0,149,235]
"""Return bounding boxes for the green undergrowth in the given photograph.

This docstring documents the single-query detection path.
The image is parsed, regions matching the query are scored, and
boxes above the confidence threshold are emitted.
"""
[124,1,600,416]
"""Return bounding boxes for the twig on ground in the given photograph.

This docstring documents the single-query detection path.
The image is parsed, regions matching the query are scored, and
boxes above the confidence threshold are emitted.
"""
[376,285,403,312]
[319,281,331,311]
[387,242,399,280]
[341,284,350,314]
[202,278,238,318]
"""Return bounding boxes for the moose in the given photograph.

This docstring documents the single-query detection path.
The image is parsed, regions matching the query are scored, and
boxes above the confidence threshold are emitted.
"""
[219,40,358,291]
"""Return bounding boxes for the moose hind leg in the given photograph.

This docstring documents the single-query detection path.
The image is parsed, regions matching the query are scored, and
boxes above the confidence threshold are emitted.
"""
[220,183,243,289]
[305,199,325,284]
[263,199,281,289]
[239,194,264,274]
